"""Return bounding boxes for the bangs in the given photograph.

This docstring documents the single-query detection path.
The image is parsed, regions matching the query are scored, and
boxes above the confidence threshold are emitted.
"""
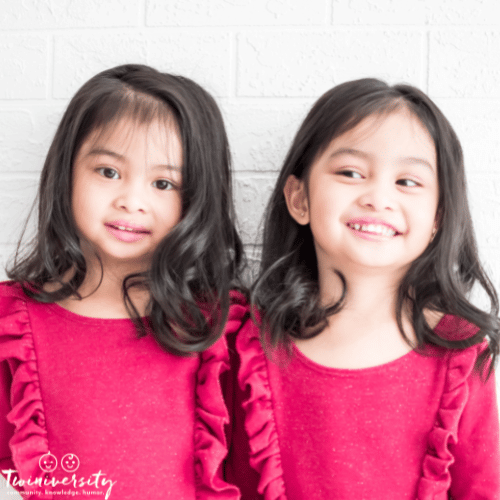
[75,83,181,161]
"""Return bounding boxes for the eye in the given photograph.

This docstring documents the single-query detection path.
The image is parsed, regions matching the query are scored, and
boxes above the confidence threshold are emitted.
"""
[96,167,120,179]
[337,169,363,179]
[397,178,420,187]
[152,179,175,191]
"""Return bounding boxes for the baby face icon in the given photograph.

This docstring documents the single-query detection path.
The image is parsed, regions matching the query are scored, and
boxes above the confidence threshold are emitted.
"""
[39,452,57,473]
[61,453,80,473]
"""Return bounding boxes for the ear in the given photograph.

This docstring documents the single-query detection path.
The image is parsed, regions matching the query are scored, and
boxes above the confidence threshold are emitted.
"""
[431,209,441,240]
[283,175,309,225]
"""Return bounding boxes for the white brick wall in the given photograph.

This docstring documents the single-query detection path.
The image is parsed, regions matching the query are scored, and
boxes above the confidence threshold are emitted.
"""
[0,4,499,495]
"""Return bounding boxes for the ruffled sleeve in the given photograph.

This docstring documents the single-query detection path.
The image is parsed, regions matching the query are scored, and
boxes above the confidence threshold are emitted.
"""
[417,341,500,499]
[0,282,51,498]
[236,317,287,500]
[194,290,248,499]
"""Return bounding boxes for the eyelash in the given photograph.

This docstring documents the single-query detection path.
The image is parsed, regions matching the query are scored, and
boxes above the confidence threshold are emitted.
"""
[96,168,175,191]
[337,169,421,187]
[97,167,119,179]
[152,179,175,191]
[337,169,363,179]
[396,179,420,188]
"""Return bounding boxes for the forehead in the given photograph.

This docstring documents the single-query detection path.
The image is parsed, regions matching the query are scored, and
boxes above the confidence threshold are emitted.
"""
[77,115,183,162]
[326,109,436,163]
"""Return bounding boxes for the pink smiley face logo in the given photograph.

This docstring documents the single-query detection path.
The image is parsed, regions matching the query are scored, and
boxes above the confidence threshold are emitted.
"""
[61,453,80,473]
[39,452,57,473]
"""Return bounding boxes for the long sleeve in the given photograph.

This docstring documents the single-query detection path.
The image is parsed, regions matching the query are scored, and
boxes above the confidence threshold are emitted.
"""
[0,360,16,477]
[448,365,500,499]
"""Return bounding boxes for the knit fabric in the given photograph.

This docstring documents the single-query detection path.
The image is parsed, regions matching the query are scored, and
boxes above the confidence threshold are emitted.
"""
[0,281,246,499]
[225,315,500,500]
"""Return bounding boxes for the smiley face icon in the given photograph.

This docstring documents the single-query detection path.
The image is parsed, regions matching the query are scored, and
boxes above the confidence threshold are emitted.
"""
[39,452,57,473]
[61,453,80,473]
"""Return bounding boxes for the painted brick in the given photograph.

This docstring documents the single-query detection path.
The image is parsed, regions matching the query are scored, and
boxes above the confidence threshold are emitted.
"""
[53,34,148,99]
[0,177,39,245]
[147,33,232,97]
[0,36,47,100]
[0,106,64,173]
[0,0,139,30]
[237,30,423,96]
[146,0,328,26]
[429,31,500,98]
[234,174,277,244]
[0,244,17,281]
[242,245,262,284]
[436,99,500,176]
[333,0,426,25]
[467,175,500,297]
[428,0,500,25]
[222,100,313,172]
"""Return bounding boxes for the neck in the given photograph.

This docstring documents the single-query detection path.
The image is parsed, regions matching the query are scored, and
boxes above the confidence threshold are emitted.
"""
[54,256,150,319]
[297,265,417,368]
[320,266,404,323]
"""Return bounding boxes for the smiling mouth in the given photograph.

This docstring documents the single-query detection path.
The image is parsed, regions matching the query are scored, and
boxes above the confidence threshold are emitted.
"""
[346,222,400,237]
[106,224,151,234]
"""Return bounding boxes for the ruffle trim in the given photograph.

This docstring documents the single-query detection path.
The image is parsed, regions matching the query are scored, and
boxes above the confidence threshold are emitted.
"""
[0,282,52,498]
[236,319,287,500]
[417,342,480,499]
[194,290,247,499]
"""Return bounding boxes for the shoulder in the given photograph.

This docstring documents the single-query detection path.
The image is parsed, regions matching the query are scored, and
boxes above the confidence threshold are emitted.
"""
[0,280,31,322]
[433,313,480,341]
[0,280,25,299]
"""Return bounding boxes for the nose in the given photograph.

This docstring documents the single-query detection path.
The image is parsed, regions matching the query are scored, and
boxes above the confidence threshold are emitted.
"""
[114,181,147,213]
[357,179,396,212]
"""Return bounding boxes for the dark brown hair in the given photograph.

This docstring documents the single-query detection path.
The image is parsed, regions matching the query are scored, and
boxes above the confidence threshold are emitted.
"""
[252,78,499,373]
[8,64,243,355]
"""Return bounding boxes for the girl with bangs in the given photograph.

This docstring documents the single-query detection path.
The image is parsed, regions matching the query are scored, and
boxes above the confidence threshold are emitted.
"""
[0,64,245,499]
[225,78,500,499]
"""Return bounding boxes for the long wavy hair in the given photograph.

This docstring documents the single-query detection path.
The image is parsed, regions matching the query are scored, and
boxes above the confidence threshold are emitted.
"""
[252,77,499,372]
[8,64,243,355]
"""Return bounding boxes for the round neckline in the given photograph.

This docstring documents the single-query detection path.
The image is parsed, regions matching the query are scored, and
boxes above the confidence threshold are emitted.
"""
[44,300,147,325]
[291,341,419,376]
[289,314,448,376]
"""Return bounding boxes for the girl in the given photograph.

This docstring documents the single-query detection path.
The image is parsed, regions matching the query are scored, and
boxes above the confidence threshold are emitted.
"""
[0,64,246,499]
[225,78,500,499]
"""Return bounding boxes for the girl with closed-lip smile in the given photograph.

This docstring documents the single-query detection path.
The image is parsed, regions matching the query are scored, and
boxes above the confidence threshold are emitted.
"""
[225,78,500,499]
[0,64,245,499]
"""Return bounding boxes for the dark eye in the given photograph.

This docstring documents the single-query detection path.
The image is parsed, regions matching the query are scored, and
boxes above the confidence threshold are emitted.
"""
[338,169,363,179]
[97,167,119,179]
[397,179,419,187]
[153,179,174,191]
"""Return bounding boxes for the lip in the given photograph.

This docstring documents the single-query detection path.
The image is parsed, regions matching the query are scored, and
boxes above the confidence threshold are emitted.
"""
[345,217,403,240]
[105,220,151,243]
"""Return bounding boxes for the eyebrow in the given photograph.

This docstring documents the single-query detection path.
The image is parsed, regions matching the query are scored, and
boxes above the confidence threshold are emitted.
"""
[87,148,181,171]
[329,147,435,171]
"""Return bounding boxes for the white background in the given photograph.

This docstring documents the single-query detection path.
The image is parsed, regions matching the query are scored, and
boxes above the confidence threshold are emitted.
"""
[0,1,499,497]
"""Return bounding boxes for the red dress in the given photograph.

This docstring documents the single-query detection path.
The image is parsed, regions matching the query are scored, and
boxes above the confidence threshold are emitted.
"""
[225,314,500,499]
[0,281,246,499]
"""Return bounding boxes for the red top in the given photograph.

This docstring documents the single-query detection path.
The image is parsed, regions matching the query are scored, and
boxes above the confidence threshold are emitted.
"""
[225,315,500,500]
[0,281,246,499]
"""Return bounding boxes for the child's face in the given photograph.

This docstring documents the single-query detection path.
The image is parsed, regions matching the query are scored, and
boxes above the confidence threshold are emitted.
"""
[284,109,439,281]
[71,117,183,272]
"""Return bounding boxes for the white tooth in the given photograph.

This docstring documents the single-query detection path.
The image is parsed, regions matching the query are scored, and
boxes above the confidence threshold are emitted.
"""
[354,223,360,230]
[361,225,368,232]
[367,224,375,232]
